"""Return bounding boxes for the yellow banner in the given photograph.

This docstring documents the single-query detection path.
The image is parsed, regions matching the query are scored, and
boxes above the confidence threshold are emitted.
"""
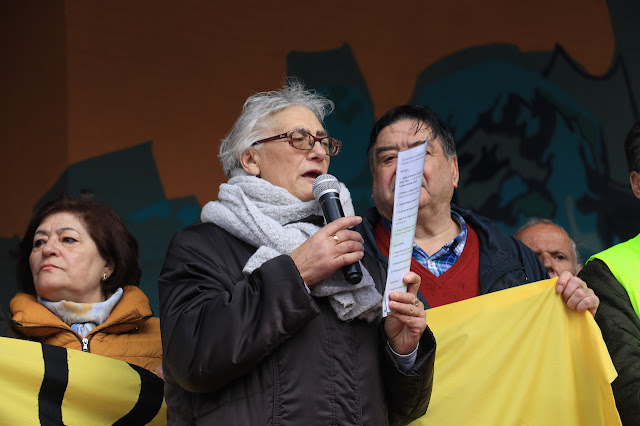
[0,337,166,425]
[412,279,620,426]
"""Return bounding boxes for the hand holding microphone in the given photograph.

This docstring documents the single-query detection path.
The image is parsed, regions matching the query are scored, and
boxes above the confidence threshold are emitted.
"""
[312,174,363,284]
[289,174,364,286]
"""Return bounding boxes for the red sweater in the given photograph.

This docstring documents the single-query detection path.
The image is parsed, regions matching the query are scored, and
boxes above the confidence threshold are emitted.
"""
[374,221,481,307]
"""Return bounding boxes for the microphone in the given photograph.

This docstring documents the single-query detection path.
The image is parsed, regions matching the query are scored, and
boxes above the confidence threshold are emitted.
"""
[312,174,363,284]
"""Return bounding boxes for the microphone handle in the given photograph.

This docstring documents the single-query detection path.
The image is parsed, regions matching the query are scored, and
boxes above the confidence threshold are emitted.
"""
[319,192,363,284]
[342,262,364,285]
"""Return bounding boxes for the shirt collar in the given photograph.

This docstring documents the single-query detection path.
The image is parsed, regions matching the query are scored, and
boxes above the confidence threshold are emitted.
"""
[381,210,467,256]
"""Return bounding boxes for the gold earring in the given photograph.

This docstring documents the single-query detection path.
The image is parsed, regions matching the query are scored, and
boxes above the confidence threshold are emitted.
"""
[103,273,108,281]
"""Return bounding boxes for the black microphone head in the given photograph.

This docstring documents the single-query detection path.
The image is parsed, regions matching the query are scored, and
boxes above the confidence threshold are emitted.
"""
[312,174,341,200]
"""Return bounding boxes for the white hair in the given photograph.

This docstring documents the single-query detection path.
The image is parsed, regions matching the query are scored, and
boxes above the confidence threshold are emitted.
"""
[218,80,335,176]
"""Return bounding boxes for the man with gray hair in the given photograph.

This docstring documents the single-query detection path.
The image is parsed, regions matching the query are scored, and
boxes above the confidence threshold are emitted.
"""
[514,218,582,278]
[578,120,640,425]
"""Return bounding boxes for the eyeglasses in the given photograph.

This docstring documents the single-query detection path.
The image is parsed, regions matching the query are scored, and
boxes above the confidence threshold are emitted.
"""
[252,130,342,156]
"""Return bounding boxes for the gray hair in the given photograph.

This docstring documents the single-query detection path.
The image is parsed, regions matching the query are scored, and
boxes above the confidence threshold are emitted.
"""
[514,217,581,269]
[218,80,335,176]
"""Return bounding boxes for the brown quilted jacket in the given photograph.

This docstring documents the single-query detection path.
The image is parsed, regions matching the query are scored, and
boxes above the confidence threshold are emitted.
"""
[10,285,162,373]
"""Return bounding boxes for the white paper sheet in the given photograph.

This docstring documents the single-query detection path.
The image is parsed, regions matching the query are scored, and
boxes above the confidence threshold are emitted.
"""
[382,142,428,316]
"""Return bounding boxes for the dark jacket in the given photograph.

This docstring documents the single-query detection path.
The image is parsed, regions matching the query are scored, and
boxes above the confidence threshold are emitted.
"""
[360,205,548,308]
[579,259,640,425]
[158,222,436,425]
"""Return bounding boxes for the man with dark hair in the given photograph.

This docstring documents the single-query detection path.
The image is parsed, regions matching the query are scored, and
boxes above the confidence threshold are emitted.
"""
[578,120,640,425]
[360,104,599,312]
[514,218,582,278]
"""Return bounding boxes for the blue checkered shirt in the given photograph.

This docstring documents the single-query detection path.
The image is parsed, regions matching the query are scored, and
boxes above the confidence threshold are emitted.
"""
[382,210,468,277]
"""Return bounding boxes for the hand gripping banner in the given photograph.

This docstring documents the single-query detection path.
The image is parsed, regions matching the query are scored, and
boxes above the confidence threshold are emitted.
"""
[411,279,621,426]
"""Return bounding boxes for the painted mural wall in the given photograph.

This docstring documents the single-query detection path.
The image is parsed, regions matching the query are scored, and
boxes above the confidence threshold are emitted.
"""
[1,0,639,315]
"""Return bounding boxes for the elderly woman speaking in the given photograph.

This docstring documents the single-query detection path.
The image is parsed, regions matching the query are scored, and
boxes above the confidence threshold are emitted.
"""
[158,82,436,425]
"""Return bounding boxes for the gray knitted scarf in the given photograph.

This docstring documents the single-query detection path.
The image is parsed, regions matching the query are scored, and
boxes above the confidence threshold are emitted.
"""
[200,169,382,322]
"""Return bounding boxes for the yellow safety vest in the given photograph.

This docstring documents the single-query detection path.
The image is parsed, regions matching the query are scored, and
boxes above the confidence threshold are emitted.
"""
[589,233,640,319]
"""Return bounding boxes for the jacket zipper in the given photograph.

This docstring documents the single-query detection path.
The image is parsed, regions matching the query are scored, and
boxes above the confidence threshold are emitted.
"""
[13,314,151,354]
[12,320,92,352]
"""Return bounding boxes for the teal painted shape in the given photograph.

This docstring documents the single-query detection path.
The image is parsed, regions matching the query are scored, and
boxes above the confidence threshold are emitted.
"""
[288,44,376,214]
[38,142,165,217]
[286,40,638,261]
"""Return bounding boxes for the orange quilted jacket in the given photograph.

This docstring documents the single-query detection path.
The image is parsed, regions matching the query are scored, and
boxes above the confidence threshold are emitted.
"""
[10,285,162,372]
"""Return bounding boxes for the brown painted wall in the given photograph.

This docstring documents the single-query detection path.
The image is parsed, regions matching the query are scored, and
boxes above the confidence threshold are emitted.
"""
[1,1,68,237]
[1,0,615,239]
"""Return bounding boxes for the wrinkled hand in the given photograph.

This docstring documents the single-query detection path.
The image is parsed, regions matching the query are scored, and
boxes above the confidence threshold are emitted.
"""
[384,272,427,355]
[290,216,364,286]
[556,271,599,316]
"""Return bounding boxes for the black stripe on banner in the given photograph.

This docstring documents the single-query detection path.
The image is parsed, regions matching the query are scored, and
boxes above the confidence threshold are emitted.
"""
[39,344,69,425]
[113,363,164,425]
